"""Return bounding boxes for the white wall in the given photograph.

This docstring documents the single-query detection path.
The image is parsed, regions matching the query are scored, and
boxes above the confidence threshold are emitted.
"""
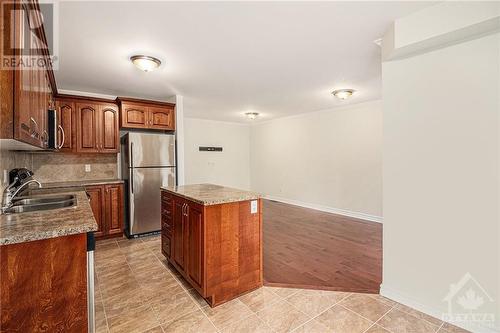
[250,101,382,220]
[184,118,250,190]
[382,9,500,332]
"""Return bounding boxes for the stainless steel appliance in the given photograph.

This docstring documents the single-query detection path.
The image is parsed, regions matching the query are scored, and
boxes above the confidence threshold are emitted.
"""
[121,132,176,237]
[47,109,65,150]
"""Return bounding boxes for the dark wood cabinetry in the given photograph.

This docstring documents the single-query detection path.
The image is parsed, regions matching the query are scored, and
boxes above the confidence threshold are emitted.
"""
[86,186,106,238]
[55,99,75,152]
[76,102,119,153]
[118,98,175,131]
[0,0,56,149]
[161,190,263,307]
[86,183,124,239]
[0,233,88,332]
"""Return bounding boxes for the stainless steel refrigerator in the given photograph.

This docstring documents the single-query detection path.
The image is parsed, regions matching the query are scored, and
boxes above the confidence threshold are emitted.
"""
[121,132,176,237]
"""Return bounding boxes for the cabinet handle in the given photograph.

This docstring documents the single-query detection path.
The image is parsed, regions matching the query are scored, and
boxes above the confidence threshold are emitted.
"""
[30,117,39,137]
[57,125,65,149]
[41,130,48,146]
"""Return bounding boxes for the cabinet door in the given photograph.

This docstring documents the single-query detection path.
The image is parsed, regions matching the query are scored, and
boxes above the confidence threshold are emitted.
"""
[55,100,75,151]
[148,106,174,130]
[172,198,185,270]
[120,103,148,129]
[104,184,123,236]
[187,203,203,289]
[99,104,119,153]
[76,103,99,153]
[86,186,105,238]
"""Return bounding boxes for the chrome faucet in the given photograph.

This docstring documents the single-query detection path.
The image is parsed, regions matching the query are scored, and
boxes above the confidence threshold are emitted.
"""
[1,178,42,213]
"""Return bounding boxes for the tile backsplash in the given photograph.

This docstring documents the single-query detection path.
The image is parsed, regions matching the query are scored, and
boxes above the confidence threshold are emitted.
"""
[1,151,118,186]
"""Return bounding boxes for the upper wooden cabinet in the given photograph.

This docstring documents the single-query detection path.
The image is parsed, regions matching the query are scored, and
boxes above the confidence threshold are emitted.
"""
[75,101,119,154]
[98,104,120,153]
[117,98,175,131]
[55,99,75,152]
[1,0,56,149]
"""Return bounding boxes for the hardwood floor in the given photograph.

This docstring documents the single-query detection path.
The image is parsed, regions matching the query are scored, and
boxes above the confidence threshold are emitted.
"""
[263,199,382,293]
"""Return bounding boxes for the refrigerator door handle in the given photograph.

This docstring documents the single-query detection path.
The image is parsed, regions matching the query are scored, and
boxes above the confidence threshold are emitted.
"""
[130,168,134,194]
[130,142,134,168]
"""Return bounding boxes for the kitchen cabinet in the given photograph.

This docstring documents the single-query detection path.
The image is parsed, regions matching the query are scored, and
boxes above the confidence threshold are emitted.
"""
[86,183,124,239]
[104,184,124,236]
[168,195,203,289]
[161,190,262,307]
[117,98,175,131]
[6,1,55,149]
[55,99,75,152]
[0,233,88,332]
[86,186,105,238]
[76,102,119,153]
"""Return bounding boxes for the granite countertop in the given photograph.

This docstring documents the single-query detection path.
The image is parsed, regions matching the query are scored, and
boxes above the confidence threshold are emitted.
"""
[0,191,98,246]
[41,179,124,189]
[161,184,260,205]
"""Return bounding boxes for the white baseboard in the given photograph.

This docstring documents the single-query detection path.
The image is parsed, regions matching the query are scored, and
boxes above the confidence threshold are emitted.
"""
[380,285,499,333]
[264,195,383,223]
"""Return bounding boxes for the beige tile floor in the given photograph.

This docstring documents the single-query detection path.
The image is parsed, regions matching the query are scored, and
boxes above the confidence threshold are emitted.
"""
[94,236,470,333]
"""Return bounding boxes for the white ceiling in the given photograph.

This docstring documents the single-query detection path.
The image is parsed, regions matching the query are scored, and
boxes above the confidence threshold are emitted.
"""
[56,1,435,123]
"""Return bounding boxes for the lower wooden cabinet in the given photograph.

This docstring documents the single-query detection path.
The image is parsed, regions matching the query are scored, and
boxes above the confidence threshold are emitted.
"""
[0,233,88,332]
[161,190,263,307]
[86,183,124,239]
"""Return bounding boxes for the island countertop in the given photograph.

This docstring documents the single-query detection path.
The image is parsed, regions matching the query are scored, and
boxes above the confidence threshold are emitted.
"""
[0,191,98,246]
[161,184,260,205]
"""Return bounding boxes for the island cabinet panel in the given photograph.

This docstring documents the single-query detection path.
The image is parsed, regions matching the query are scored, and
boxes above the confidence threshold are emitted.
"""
[0,233,88,332]
[187,204,204,289]
[161,190,263,307]
[86,183,124,239]
[172,197,186,270]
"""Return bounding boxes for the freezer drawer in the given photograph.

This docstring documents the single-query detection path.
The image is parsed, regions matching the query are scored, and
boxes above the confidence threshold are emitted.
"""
[129,167,176,235]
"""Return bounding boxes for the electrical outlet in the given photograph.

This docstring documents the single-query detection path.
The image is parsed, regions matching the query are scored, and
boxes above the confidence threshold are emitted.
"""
[250,200,258,214]
[85,164,91,172]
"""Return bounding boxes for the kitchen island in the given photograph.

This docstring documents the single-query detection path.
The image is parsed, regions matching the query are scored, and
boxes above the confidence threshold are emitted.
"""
[160,184,262,307]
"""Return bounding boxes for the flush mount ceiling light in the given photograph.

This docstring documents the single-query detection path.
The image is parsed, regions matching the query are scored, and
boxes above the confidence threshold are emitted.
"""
[130,55,161,72]
[332,89,355,100]
[245,112,259,120]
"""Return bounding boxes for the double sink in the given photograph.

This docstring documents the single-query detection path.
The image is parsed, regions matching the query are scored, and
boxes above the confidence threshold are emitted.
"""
[3,194,77,214]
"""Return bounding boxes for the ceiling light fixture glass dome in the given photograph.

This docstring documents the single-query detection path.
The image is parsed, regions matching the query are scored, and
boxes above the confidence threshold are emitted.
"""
[332,89,355,100]
[245,112,259,120]
[130,55,162,72]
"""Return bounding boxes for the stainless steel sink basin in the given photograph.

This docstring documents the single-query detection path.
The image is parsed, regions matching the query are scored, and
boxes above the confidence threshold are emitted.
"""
[3,195,77,214]
[11,195,75,206]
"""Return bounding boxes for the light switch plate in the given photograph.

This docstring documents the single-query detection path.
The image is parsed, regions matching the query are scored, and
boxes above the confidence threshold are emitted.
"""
[85,164,91,172]
[250,200,258,214]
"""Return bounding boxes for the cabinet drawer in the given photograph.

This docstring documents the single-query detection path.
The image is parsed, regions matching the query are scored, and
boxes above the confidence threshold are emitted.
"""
[162,216,172,233]
[161,234,171,257]
[161,192,173,203]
